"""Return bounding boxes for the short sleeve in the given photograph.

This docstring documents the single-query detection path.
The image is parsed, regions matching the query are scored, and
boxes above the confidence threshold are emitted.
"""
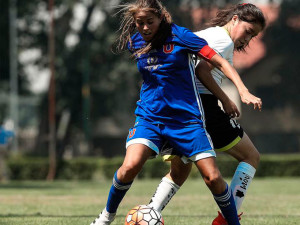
[194,27,234,63]
[171,24,215,57]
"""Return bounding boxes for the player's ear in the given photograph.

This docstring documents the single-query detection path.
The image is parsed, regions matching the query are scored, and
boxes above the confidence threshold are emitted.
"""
[232,15,239,25]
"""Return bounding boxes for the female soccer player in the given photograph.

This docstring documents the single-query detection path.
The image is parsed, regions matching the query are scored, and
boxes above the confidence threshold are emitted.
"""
[148,3,266,225]
[90,0,251,224]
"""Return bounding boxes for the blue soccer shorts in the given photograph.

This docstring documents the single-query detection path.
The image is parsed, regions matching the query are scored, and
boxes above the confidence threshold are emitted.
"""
[126,117,215,163]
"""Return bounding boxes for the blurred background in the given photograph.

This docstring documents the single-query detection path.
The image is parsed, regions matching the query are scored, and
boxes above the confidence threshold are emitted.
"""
[0,0,299,181]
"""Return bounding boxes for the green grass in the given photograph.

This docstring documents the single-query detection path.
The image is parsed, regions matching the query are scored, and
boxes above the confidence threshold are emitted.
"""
[0,178,300,224]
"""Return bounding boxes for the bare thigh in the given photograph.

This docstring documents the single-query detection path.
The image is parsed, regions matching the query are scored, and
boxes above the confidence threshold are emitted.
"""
[225,132,260,168]
[118,143,154,183]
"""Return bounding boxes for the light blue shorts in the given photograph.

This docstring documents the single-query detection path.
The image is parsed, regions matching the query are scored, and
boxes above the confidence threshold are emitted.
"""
[126,117,215,162]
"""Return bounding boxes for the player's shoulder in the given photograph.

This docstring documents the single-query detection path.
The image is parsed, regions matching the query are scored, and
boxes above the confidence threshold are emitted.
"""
[171,23,208,50]
[171,23,197,40]
[194,26,233,53]
[128,32,146,51]
[195,27,232,44]
[171,23,189,34]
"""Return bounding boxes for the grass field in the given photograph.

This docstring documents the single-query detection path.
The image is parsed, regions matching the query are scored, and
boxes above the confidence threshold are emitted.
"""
[0,178,300,225]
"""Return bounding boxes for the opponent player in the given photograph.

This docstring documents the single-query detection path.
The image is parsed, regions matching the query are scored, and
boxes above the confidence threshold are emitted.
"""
[148,3,266,225]
[90,1,254,224]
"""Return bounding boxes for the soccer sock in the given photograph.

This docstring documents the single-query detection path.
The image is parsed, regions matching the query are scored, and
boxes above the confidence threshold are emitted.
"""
[230,162,256,211]
[148,176,180,212]
[214,183,240,225]
[106,170,133,213]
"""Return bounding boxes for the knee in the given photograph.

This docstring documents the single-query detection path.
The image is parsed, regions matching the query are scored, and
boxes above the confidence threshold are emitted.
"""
[247,149,260,169]
[203,171,223,190]
[118,163,141,182]
[253,151,260,167]
[239,147,260,169]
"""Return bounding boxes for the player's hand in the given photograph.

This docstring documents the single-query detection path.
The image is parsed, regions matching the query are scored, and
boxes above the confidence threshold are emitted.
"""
[221,98,240,118]
[240,90,262,111]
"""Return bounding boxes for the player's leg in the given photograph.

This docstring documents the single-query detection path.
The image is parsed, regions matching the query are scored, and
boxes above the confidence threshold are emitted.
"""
[212,133,258,225]
[210,129,258,224]
[148,156,192,212]
[166,123,240,224]
[91,118,163,225]
[200,94,247,223]
[109,144,154,210]
[91,144,153,225]
[195,157,240,225]
[225,132,259,211]
[166,155,192,186]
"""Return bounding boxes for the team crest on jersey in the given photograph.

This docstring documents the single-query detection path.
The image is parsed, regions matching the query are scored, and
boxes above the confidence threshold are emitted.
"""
[145,56,161,71]
[128,128,136,138]
[163,44,174,53]
[147,56,158,65]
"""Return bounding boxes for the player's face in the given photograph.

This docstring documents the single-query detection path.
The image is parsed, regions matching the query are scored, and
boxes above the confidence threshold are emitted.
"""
[230,16,262,49]
[134,10,162,42]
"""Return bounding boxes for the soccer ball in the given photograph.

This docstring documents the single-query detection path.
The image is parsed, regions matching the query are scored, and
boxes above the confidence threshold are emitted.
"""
[125,205,164,225]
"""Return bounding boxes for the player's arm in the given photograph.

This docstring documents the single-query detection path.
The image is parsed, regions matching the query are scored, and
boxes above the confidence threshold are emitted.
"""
[195,60,240,118]
[205,53,262,111]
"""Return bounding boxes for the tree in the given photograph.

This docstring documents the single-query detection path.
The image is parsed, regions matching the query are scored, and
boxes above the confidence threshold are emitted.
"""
[2,0,252,163]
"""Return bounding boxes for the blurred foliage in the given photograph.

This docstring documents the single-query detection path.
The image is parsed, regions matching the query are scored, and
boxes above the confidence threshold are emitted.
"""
[1,0,300,156]
[0,0,34,94]
[3,0,232,154]
[260,0,300,110]
[6,154,300,180]
[0,0,10,92]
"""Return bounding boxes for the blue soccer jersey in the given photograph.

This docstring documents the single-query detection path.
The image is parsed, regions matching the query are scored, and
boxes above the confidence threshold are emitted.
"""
[129,24,216,125]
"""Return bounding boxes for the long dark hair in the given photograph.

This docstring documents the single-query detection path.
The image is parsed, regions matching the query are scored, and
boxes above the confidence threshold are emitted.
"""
[210,3,266,51]
[114,0,172,56]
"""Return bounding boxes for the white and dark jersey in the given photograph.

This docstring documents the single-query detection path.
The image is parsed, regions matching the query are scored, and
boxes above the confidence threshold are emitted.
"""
[194,26,234,94]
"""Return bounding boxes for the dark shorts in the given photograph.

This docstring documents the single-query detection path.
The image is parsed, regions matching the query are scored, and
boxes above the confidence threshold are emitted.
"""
[200,94,244,151]
[160,94,244,160]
